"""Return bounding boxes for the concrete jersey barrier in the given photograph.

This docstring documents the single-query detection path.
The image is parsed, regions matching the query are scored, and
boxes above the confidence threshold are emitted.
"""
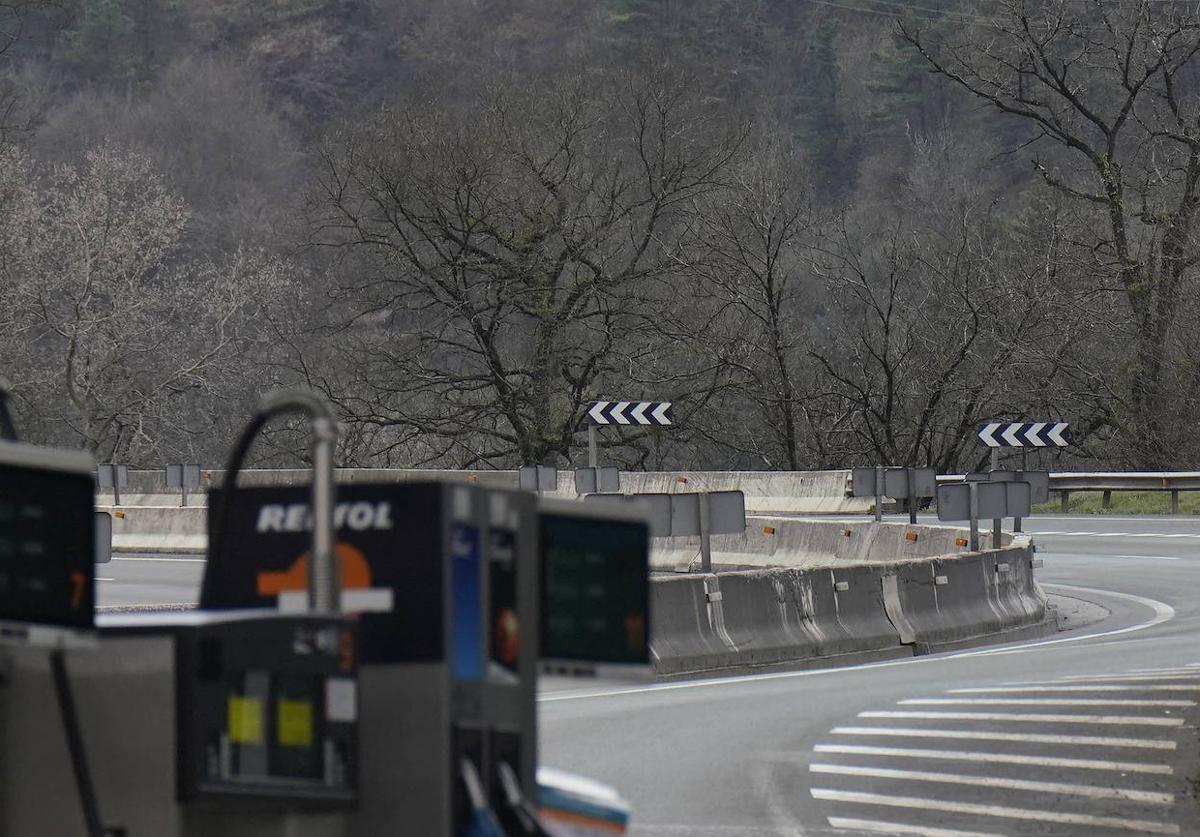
[650,542,1046,677]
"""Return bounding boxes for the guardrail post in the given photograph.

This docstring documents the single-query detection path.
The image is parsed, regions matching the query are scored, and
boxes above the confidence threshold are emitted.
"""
[698,492,712,573]
[1060,490,1069,513]
[1171,490,1180,515]
[1102,490,1112,510]
[874,464,883,523]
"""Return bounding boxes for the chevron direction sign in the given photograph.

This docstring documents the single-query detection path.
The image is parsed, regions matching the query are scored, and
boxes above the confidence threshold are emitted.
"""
[587,400,673,426]
[977,421,1071,448]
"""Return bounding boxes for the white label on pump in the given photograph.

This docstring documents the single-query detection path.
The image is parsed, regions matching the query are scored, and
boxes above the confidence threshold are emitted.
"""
[326,678,357,723]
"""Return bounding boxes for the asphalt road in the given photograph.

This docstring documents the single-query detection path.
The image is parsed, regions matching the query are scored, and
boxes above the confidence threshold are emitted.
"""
[540,515,1200,836]
[102,514,1200,835]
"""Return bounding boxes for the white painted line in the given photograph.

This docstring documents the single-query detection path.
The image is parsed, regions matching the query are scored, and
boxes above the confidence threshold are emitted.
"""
[96,577,115,582]
[539,584,1174,704]
[859,710,1183,726]
[951,684,1199,693]
[809,763,1173,804]
[809,789,1180,834]
[1035,531,1200,539]
[812,743,1172,774]
[831,726,1177,749]
[1055,673,1200,682]
[827,816,1003,837]
[900,697,1194,707]
[1111,555,1182,560]
[1130,666,1200,673]
[112,556,207,563]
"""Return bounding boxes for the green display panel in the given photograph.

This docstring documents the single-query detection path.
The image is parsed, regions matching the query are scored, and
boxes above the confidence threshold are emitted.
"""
[0,444,95,634]
[539,512,649,665]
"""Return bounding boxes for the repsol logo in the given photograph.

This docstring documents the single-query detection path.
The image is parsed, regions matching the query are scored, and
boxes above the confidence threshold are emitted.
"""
[255,502,394,533]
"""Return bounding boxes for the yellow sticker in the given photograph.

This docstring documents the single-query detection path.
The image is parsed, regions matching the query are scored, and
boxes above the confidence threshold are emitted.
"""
[227,696,263,745]
[277,698,314,748]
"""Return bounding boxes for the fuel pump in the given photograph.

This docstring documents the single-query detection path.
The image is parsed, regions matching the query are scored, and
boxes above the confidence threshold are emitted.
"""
[0,389,360,837]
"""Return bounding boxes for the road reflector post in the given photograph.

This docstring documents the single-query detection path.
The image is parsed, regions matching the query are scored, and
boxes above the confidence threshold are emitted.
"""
[762,526,776,535]
[954,537,968,547]
[934,575,948,585]
[834,581,849,592]
[113,510,126,520]
[675,475,688,484]
[904,531,918,542]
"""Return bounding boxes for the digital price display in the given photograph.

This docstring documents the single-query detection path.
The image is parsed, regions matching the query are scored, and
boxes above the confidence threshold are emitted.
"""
[0,442,95,637]
[540,511,650,666]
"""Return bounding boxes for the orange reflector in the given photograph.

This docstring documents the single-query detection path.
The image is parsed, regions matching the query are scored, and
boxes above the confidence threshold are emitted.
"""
[762,526,776,535]
[675,475,689,484]
[955,537,969,547]
[114,511,126,519]
[466,474,478,483]
[905,532,919,542]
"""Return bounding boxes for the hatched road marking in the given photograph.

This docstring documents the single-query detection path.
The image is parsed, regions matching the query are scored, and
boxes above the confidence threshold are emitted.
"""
[809,763,1173,804]
[829,726,1177,749]
[857,710,1184,726]
[812,743,1172,774]
[810,789,1181,834]
[898,697,1195,707]
[826,818,1002,837]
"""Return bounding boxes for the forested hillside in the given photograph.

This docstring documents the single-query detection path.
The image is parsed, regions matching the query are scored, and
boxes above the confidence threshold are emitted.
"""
[0,0,1196,472]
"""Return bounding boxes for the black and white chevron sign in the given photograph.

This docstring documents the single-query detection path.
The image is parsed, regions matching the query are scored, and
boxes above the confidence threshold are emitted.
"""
[587,400,673,426]
[977,421,1071,448]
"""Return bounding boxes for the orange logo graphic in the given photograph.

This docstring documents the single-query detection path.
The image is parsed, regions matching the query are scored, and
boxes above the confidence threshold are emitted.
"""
[256,543,372,597]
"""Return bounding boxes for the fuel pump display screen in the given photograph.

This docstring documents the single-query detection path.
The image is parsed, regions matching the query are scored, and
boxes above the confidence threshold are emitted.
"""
[540,513,649,665]
[0,447,95,633]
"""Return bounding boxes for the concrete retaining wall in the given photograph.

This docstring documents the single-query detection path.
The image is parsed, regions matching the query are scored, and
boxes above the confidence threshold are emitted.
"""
[650,542,1046,677]
[97,468,869,514]
[652,517,1006,572]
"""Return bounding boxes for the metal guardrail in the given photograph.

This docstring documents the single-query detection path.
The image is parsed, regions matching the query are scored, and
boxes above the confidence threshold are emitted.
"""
[939,472,1200,513]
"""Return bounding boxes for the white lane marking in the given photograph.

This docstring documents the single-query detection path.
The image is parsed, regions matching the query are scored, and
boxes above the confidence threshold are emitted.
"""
[827,818,1002,837]
[1055,673,1200,682]
[950,685,1198,693]
[1035,531,1200,539]
[539,584,1173,704]
[809,789,1180,834]
[812,743,1172,774]
[859,710,1183,726]
[1130,666,1200,673]
[96,577,115,582]
[831,727,1177,749]
[1112,555,1181,560]
[900,697,1194,707]
[809,763,1173,804]
[111,556,207,563]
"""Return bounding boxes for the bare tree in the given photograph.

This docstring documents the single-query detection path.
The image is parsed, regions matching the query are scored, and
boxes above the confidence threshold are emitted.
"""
[677,138,829,469]
[308,73,741,467]
[901,0,1200,465]
[2,144,296,460]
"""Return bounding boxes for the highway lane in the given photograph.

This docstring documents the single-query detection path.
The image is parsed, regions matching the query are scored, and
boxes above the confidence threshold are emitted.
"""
[540,520,1200,836]
[97,553,202,609]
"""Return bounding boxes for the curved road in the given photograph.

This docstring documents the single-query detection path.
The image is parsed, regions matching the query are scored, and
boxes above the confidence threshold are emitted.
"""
[101,514,1200,835]
[539,515,1200,836]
